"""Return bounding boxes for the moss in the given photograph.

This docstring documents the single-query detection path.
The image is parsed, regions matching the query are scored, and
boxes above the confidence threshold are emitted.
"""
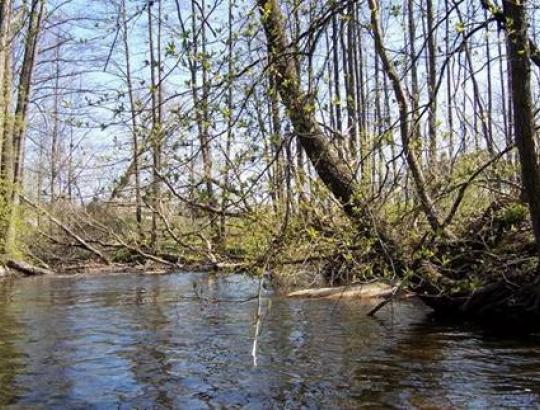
[497,203,528,228]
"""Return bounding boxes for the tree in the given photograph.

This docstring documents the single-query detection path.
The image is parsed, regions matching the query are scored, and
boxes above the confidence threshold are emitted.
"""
[120,0,143,241]
[0,0,45,256]
[0,0,13,256]
[256,0,404,272]
[257,0,358,214]
[367,0,446,235]
[503,0,540,262]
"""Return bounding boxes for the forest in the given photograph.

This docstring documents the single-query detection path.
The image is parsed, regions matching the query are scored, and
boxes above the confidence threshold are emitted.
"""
[0,0,539,324]
[3,0,540,407]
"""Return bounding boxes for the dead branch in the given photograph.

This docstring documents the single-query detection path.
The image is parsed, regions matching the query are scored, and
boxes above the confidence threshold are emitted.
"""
[21,195,111,265]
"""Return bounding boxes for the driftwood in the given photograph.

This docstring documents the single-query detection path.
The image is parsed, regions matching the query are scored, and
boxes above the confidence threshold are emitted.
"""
[287,282,395,300]
[6,259,54,276]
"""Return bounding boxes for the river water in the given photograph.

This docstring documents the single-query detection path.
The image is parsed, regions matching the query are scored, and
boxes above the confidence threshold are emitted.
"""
[0,272,539,409]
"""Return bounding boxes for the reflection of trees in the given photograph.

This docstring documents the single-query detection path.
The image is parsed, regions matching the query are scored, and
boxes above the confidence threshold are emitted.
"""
[258,298,386,406]
[2,274,540,408]
[119,274,175,408]
[350,312,540,407]
[351,317,450,407]
[0,280,25,405]
[0,277,83,406]
[181,274,260,406]
[254,300,458,407]
[16,277,76,405]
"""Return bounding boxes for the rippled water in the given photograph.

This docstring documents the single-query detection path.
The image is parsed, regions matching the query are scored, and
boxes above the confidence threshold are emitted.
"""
[0,272,539,409]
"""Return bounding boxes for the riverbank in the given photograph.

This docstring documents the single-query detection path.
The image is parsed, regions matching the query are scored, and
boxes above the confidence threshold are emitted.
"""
[0,259,249,279]
[3,199,539,329]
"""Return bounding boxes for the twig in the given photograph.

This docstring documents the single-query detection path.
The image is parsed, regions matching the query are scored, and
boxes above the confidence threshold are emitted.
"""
[251,276,265,367]
[367,282,403,317]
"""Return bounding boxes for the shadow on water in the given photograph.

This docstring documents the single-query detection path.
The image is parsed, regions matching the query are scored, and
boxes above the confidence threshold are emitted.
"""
[0,272,539,408]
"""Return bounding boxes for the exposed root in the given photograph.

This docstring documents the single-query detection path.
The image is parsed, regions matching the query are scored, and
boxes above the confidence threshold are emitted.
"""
[412,201,540,328]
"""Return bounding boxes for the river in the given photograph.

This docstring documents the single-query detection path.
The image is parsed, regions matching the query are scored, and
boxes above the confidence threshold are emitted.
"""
[0,272,539,408]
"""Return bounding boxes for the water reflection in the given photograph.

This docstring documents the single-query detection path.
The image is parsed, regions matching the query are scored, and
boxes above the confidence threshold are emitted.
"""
[0,272,539,408]
[0,280,26,405]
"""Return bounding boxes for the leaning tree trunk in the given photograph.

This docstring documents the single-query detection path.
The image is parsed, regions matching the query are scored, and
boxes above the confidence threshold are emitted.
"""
[504,0,540,262]
[257,0,358,215]
[368,0,446,235]
[256,0,404,274]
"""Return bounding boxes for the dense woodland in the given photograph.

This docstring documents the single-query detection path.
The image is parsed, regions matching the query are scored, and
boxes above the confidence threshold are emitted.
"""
[0,0,539,321]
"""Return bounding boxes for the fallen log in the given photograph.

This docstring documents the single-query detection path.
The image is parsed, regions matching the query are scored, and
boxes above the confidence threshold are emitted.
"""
[21,195,111,265]
[287,282,396,300]
[6,259,55,276]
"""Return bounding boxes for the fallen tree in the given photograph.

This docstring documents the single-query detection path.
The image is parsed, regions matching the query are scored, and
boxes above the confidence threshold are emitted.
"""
[287,282,396,300]
[6,259,54,276]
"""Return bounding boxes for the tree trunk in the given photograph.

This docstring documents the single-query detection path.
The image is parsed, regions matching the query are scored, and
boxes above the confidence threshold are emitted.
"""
[0,0,12,170]
[147,0,162,252]
[257,0,406,273]
[121,0,143,240]
[345,3,358,160]
[331,14,343,144]
[12,0,45,188]
[257,0,357,214]
[0,0,12,256]
[425,0,438,165]
[189,0,217,241]
[50,42,60,204]
[219,0,235,244]
[368,0,446,235]
[504,0,540,261]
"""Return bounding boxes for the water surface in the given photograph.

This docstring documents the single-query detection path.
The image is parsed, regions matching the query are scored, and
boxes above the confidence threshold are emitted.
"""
[0,272,539,408]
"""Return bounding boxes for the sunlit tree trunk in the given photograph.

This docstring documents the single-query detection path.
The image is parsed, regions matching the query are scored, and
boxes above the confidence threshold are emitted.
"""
[444,0,454,158]
[50,43,59,204]
[345,3,358,160]
[257,0,358,213]
[0,0,12,169]
[331,13,342,136]
[6,0,45,250]
[355,18,369,185]
[407,0,421,160]
[0,0,12,256]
